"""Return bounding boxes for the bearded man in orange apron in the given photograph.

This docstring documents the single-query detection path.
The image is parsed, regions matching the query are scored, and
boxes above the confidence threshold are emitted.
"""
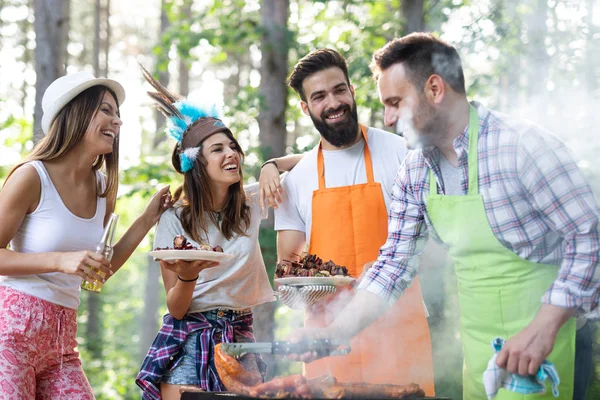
[269,48,434,394]
[288,34,600,400]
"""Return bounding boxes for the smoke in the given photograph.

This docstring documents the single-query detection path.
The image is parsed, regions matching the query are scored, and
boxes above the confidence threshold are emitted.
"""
[394,97,426,150]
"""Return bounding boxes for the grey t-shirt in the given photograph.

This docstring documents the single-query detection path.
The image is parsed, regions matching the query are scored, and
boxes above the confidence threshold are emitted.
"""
[154,183,275,313]
[438,155,462,195]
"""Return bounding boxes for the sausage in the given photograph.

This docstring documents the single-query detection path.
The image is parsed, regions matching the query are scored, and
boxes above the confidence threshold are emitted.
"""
[213,343,262,387]
[293,383,313,399]
[251,374,307,395]
[215,360,252,396]
[328,382,426,398]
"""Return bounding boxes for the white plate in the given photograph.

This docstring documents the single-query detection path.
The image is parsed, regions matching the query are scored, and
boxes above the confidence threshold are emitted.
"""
[149,249,234,262]
[274,276,355,287]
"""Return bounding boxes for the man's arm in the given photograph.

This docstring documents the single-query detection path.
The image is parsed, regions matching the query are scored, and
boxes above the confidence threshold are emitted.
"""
[290,161,430,350]
[357,160,429,305]
[518,128,600,312]
[498,127,600,374]
[277,230,306,263]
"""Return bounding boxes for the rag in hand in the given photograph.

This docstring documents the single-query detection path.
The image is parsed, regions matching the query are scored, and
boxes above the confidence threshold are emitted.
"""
[482,337,560,399]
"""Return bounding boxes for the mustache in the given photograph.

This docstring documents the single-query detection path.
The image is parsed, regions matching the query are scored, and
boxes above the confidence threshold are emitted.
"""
[322,105,350,119]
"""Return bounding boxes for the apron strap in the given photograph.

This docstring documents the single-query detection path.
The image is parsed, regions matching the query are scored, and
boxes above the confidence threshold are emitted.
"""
[317,125,374,189]
[429,104,480,195]
[466,104,479,195]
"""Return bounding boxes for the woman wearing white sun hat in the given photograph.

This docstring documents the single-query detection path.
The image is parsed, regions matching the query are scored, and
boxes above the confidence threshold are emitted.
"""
[0,71,173,398]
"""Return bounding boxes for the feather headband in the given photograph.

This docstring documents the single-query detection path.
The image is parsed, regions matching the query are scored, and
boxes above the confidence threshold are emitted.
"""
[141,64,229,172]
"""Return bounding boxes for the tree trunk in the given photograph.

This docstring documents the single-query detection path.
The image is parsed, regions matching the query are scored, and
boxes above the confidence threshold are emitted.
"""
[19,0,34,111]
[178,0,192,97]
[499,0,521,113]
[140,253,162,361]
[584,0,597,95]
[256,0,289,378]
[33,0,69,143]
[401,0,425,34]
[258,0,289,163]
[525,0,549,118]
[85,0,104,360]
[103,0,110,76]
[140,0,171,361]
[151,0,171,148]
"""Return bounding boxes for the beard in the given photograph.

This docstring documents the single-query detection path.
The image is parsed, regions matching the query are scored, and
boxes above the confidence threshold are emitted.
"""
[396,95,446,150]
[309,102,359,148]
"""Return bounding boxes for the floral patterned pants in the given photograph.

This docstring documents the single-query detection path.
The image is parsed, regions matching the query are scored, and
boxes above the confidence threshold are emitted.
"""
[0,286,94,399]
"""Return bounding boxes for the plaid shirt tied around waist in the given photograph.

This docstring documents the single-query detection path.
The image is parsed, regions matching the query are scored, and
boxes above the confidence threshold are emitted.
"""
[136,310,256,399]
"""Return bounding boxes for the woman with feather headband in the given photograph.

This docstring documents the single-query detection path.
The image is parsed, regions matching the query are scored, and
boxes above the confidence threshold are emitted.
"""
[135,67,275,399]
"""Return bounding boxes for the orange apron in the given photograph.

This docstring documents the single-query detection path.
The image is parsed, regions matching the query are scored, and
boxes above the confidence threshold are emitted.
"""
[305,125,435,394]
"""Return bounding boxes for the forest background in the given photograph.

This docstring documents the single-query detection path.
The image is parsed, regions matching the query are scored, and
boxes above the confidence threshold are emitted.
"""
[0,0,599,399]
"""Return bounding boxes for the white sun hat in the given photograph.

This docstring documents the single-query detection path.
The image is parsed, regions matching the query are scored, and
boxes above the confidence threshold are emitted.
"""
[41,71,126,134]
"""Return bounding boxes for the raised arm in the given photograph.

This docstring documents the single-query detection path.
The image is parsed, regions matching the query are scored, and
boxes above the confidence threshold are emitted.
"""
[258,153,305,211]
[0,165,111,281]
[109,185,172,273]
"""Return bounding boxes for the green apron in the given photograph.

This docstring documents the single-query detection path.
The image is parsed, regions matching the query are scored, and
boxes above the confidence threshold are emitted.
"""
[426,105,575,399]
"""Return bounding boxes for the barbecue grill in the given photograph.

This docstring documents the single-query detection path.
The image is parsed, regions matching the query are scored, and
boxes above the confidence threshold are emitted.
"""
[181,391,452,400]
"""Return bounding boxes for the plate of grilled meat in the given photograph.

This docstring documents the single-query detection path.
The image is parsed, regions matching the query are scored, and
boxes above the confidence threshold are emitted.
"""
[150,234,234,262]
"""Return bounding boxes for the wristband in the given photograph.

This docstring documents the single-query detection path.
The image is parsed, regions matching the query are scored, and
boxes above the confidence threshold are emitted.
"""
[178,275,199,282]
[261,159,279,171]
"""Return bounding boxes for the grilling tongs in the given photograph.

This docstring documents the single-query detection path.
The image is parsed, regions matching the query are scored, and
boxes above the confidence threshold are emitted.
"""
[220,339,351,358]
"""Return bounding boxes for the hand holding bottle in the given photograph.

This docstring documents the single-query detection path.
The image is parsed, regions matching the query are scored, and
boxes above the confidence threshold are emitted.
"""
[82,213,119,293]
[58,250,113,282]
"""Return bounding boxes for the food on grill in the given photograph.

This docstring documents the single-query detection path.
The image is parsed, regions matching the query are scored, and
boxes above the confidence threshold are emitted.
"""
[275,252,351,279]
[214,343,262,387]
[214,344,424,398]
[153,234,224,252]
[313,382,426,399]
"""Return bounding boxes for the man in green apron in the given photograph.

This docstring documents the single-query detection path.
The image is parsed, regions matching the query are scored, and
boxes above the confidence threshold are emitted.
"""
[291,33,600,400]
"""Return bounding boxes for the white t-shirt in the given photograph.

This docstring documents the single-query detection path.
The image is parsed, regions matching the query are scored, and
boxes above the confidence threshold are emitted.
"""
[2,161,106,309]
[153,183,275,313]
[274,127,408,244]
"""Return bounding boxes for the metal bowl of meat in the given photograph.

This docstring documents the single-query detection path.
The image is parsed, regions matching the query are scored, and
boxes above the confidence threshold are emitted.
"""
[276,284,338,310]
[274,252,354,310]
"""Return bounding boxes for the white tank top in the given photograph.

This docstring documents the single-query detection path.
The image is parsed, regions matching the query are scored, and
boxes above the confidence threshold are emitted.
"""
[1,161,107,309]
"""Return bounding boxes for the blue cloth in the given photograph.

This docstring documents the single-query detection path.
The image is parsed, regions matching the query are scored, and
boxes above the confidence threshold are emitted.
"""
[483,337,560,399]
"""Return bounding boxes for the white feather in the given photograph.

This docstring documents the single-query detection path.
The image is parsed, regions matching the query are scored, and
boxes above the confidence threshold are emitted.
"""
[182,146,201,160]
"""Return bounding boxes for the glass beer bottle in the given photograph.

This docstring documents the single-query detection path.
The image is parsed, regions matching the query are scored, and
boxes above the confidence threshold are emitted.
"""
[81,213,119,293]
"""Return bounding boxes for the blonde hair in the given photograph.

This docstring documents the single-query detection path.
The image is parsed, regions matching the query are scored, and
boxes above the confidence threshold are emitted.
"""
[5,86,120,216]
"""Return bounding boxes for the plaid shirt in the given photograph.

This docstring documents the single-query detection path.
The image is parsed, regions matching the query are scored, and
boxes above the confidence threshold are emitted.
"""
[358,102,600,314]
[136,311,256,400]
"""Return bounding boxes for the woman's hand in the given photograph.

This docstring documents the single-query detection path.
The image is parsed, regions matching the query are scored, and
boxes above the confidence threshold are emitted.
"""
[57,251,113,282]
[141,185,173,225]
[160,259,220,280]
[258,163,284,212]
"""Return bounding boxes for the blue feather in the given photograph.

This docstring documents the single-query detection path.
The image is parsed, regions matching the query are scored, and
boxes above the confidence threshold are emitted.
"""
[163,100,225,145]
[175,100,222,121]
[180,152,195,172]
[169,115,189,132]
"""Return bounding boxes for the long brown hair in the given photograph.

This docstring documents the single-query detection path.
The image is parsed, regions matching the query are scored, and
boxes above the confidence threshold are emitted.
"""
[171,127,251,242]
[4,86,120,216]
